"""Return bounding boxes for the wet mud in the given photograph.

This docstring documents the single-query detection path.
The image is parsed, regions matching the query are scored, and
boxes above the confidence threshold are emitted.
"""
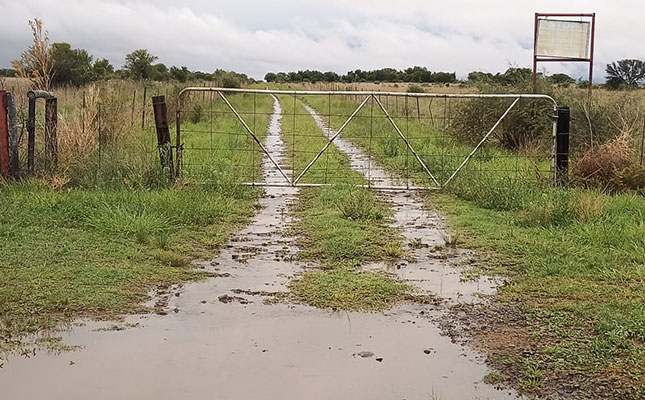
[0,97,520,400]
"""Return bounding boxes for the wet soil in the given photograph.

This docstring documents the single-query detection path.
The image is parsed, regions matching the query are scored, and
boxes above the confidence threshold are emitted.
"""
[0,97,520,400]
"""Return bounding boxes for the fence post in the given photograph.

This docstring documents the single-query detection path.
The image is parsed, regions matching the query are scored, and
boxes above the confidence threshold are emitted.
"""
[45,97,58,171]
[556,107,570,186]
[141,86,147,129]
[152,95,174,177]
[7,92,18,177]
[27,97,36,175]
[0,91,9,177]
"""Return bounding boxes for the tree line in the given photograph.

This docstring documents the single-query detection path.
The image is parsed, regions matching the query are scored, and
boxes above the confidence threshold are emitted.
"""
[4,19,644,90]
[264,67,457,84]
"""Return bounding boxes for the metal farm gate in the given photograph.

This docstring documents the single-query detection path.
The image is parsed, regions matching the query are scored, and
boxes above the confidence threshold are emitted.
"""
[172,88,564,190]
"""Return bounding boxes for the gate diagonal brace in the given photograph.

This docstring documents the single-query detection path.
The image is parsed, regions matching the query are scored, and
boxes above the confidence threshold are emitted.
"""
[217,91,292,185]
[372,95,440,187]
[443,97,520,187]
[293,95,371,185]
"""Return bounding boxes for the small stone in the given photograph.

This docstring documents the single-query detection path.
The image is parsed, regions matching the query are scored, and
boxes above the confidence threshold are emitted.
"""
[375,357,383,362]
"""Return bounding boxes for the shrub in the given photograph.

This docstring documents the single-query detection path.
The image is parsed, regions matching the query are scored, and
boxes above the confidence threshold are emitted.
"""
[407,84,425,93]
[572,134,633,190]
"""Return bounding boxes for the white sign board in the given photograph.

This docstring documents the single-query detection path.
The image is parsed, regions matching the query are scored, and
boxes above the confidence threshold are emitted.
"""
[536,19,591,59]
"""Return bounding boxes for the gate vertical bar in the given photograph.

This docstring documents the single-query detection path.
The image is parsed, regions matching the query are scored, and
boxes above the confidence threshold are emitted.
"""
[0,91,9,177]
[556,107,570,186]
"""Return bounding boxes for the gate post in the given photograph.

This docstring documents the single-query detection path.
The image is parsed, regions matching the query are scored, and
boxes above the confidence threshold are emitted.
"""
[6,92,18,177]
[556,107,570,186]
[152,95,174,177]
[0,91,9,177]
[45,97,58,171]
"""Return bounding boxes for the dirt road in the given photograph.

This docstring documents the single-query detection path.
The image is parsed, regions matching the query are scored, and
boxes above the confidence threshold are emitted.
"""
[0,97,520,400]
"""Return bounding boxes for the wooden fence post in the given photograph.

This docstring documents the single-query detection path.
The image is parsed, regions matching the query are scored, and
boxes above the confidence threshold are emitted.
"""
[152,95,174,177]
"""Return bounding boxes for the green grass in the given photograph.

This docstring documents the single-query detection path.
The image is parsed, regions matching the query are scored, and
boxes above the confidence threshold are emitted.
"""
[432,188,645,397]
[0,181,260,352]
[179,92,274,183]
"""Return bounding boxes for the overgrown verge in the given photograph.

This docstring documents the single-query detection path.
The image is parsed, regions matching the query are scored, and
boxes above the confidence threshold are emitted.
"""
[0,180,260,354]
[288,185,410,311]
[432,182,644,399]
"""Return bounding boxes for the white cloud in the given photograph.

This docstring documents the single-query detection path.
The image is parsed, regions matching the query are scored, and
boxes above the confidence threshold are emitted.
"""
[1,0,643,81]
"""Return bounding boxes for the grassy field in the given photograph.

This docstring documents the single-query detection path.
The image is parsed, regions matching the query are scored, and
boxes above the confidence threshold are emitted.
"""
[302,91,645,398]
[0,181,259,353]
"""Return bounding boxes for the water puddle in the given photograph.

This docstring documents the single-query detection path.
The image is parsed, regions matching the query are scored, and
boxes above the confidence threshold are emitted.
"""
[0,97,518,400]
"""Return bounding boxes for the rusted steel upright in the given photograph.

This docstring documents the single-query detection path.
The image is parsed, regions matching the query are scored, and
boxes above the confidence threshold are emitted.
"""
[152,95,174,176]
[0,91,9,177]
[27,97,36,175]
[45,97,58,171]
[6,92,18,176]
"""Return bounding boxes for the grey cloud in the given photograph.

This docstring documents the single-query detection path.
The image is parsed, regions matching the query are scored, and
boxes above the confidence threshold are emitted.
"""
[1,0,643,81]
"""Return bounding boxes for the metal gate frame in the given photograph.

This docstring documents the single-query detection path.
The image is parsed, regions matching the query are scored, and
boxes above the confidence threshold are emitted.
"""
[176,87,558,190]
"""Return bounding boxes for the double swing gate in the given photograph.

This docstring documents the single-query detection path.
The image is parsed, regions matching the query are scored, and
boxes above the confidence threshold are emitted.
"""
[170,87,567,190]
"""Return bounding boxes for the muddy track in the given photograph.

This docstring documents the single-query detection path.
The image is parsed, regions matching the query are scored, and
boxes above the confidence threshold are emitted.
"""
[0,97,519,400]
[302,101,500,304]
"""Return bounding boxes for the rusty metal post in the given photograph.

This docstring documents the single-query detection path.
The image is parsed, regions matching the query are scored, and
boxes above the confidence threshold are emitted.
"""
[152,95,174,176]
[45,97,58,171]
[0,91,9,177]
[27,97,36,175]
[6,92,18,177]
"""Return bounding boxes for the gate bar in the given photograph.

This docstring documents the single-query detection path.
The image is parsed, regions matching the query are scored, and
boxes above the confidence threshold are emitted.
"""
[293,95,371,184]
[373,95,440,187]
[217,91,292,185]
[443,97,521,186]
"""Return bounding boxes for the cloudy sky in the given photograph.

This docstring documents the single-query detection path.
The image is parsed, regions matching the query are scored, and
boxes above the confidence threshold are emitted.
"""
[1,0,642,81]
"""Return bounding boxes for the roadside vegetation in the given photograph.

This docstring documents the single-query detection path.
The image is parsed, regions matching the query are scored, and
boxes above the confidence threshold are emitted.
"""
[302,84,644,398]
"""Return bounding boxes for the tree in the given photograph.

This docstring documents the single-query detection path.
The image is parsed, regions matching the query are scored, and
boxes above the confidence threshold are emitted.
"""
[549,73,575,86]
[50,42,94,86]
[605,59,645,89]
[170,66,190,82]
[12,18,53,90]
[264,72,277,82]
[150,63,169,81]
[92,58,114,80]
[124,49,158,80]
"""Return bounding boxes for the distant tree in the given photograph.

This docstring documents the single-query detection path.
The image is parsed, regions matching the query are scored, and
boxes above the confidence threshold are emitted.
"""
[264,72,277,82]
[124,49,158,80]
[50,42,94,86]
[12,18,53,90]
[549,73,576,86]
[150,63,169,81]
[92,58,114,80]
[468,71,494,82]
[0,68,16,77]
[170,66,190,82]
[605,59,645,89]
